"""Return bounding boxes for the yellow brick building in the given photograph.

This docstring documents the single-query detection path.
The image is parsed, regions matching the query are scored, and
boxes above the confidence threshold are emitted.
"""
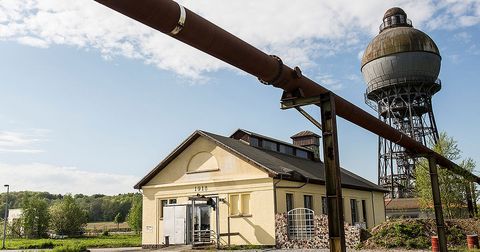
[135,129,386,248]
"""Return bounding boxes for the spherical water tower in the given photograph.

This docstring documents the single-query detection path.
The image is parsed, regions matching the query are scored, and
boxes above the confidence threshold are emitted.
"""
[361,7,441,198]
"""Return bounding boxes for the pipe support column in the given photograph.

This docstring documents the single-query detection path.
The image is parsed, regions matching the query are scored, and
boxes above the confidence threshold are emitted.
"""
[428,156,447,252]
[320,92,346,252]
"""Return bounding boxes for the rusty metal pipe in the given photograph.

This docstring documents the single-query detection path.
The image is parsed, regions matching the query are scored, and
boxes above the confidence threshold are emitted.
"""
[95,0,480,184]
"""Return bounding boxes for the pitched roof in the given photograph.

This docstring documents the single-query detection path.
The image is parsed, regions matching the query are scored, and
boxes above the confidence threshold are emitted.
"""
[135,130,387,192]
[290,130,321,138]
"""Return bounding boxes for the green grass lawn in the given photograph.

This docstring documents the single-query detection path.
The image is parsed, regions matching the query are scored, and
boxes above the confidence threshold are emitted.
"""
[5,234,141,250]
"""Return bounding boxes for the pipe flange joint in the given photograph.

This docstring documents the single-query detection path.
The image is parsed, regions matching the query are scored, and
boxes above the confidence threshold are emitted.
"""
[258,55,283,85]
[170,4,186,35]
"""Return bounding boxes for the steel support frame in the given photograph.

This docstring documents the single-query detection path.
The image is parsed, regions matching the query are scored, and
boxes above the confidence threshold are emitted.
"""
[320,93,346,252]
[428,156,447,252]
[281,93,346,252]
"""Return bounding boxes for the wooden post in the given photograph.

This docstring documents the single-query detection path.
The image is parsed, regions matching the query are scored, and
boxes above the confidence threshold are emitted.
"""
[428,156,447,252]
[471,182,478,216]
[320,92,346,252]
[466,184,475,218]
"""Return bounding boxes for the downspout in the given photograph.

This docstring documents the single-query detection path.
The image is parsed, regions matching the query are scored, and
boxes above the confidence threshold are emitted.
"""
[272,174,282,248]
[273,175,309,213]
[371,191,376,226]
[273,174,283,215]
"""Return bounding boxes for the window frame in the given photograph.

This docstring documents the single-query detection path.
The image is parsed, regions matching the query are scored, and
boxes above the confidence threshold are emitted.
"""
[350,199,358,224]
[321,196,328,215]
[160,199,168,219]
[303,195,313,210]
[229,193,251,217]
[159,198,177,219]
[286,193,294,212]
[296,149,309,158]
[361,199,367,223]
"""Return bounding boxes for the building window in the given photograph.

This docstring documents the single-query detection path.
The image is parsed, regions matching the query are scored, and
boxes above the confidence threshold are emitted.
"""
[160,198,177,218]
[296,149,308,158]
[279,144,294,155]
[321,196,328,215]
[160,199,168,218]
[304,195,313,210]
[230,195,239,215]
[250,137,259,147]
[350,199,358,224]
[241,194,250,214]
[262,140,277,151]
[229,193,251,216]
[286,193,294,212]
[362,200,367,223]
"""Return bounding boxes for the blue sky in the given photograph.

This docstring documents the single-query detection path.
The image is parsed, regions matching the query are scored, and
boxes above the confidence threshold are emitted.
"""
[0,0,479,195]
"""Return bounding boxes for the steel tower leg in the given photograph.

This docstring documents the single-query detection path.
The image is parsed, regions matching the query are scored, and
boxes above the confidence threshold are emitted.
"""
[428,156,447,252]
[320,92,346,252]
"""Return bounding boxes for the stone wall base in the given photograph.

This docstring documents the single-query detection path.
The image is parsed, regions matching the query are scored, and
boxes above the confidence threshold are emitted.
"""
[275,213,361,249]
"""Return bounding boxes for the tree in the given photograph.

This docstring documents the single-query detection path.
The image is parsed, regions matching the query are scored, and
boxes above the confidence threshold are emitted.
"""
[126,196,142,233]
[113,213,123,230]
[49,194,88,236]
[415,132,477,219]
[22,196,50,238]
[8,218,23,238]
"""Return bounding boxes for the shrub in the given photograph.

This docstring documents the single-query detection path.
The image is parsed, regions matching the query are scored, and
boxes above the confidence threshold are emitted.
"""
[24,241,54,249]
[52,244,88,252]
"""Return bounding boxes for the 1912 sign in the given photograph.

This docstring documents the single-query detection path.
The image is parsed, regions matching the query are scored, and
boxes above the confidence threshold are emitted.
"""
[194,185,208,192]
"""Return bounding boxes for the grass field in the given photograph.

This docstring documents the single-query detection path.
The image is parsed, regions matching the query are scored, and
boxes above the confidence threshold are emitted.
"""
[5,234,141,250]
[86,221,130,231]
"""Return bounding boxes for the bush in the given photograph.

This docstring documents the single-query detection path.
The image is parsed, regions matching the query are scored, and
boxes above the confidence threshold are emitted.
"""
[364,218,479,249]
[24,241,54,249]
[52,244,88,252]
[102,230,109,236]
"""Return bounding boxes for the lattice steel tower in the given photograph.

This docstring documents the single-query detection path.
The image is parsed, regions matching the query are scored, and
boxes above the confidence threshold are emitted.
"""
[361,8,441,198]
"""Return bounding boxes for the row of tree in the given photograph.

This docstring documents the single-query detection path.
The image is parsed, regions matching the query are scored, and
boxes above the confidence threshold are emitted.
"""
[415,132,479,218]
[2,192,142,238]
[0,192,139,223]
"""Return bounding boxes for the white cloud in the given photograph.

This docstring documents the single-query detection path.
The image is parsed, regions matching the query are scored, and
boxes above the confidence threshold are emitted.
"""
[315,74,343,90]
[17,36,49,48]
[426,0,480,30]
[0,129,49,153]
[0,0,478,80]
[0,163,139,195]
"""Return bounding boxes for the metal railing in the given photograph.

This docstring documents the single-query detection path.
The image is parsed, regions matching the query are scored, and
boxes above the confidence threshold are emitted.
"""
[379,17,412,31]
[287,208,315,240]
[366,76,441,96]
[192,230,215,245]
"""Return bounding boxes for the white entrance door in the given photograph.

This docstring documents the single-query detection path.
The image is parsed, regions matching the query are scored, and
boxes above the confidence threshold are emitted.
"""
[163,205,187,244]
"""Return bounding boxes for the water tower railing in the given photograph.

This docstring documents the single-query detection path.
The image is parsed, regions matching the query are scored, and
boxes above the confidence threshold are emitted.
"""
[365,76,441,96]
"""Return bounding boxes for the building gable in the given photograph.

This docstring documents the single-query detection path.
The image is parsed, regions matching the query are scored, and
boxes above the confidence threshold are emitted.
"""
[143,134,271,187]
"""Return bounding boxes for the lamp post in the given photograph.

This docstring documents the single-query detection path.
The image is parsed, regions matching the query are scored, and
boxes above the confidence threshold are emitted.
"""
[2,184,9,250]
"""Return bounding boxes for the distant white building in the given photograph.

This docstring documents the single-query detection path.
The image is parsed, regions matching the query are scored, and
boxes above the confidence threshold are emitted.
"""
[7,209,22,223]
